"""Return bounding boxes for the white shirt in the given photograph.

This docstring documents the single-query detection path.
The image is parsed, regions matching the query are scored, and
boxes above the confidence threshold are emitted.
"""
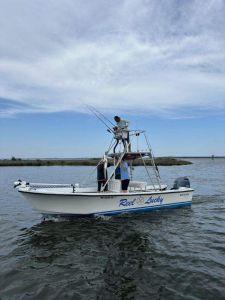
[117,119,129,131]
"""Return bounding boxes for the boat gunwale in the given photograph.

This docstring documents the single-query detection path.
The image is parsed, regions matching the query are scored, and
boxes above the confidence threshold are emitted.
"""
[18,188,194,196]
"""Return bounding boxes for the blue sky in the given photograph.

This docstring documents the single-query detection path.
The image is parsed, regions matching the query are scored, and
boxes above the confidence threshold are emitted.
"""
[0,0,225,158]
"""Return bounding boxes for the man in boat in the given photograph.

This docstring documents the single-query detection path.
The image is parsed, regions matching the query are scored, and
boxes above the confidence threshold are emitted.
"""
[113,116,131,153]
[120,158,130,192]
[97,159,108,192]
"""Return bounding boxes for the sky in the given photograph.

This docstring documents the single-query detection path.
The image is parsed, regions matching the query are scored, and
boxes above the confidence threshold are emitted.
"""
[0,0,225,158]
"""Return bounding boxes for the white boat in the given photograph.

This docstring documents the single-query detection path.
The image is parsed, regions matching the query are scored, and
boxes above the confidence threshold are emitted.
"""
[14,117,194,216]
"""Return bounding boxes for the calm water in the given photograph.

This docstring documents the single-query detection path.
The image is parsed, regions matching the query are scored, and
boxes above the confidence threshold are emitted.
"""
[0,159,225,300]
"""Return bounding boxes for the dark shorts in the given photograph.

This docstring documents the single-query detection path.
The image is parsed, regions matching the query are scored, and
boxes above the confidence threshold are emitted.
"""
[121,179,130,191]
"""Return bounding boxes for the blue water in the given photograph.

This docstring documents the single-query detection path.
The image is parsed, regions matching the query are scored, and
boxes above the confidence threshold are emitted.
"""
[0,158,225,299]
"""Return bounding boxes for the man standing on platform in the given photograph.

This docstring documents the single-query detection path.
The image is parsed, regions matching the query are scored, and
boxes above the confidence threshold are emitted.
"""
[113,116,131,153]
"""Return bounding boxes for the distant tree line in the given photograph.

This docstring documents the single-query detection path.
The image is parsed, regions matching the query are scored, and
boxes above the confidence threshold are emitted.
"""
[0,157,192,167]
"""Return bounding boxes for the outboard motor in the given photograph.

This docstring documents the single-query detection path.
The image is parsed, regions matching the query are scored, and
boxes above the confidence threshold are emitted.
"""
[14,180,29,189]
[172,177,190,190]
[14,179,22,188]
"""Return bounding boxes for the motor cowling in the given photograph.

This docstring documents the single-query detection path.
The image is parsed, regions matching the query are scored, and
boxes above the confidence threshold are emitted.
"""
[14,180,29,189]
[172,177,190,189]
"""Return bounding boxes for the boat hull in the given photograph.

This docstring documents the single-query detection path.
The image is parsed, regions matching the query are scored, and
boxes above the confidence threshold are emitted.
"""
[19,189,193,216]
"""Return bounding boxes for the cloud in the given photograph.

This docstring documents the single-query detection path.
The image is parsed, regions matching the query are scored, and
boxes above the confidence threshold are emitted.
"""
[0,0,225,118]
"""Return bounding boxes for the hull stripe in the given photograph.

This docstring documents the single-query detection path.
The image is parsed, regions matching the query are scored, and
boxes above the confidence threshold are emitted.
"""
[95,201,192,215]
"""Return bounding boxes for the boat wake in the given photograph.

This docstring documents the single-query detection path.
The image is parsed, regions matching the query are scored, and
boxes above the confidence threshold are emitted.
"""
[192,194,225,204]
[93,214,113,221]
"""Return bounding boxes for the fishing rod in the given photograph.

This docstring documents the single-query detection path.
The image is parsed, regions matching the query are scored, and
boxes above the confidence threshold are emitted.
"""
[87,104,115,127]
[82,102,115,134]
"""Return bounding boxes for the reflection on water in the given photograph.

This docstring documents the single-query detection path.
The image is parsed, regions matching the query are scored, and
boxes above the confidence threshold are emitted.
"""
[97,225,149,299]
[8,217,152,299]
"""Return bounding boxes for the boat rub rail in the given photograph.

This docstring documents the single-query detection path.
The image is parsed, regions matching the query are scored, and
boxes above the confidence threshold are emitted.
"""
[18,188,194,196]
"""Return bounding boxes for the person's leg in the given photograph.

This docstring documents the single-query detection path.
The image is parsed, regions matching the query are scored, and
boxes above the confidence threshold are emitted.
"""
[127,179,130,191]
[122,139,127,152]
[98,181,102,192]
[127,132,131,152]
[103,180,108,191]
[113,139,119,153]
[121,180,126,192]
[122,179,130,192]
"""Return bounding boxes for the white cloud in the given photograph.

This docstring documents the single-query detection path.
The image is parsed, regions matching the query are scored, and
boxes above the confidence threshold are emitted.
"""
[0,0,225,118]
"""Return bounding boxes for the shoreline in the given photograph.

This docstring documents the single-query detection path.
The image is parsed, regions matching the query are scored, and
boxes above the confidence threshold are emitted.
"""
[0,157,192,167]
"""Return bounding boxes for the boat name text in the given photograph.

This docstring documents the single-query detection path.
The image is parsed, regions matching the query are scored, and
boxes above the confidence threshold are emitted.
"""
[119,196,163,207]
